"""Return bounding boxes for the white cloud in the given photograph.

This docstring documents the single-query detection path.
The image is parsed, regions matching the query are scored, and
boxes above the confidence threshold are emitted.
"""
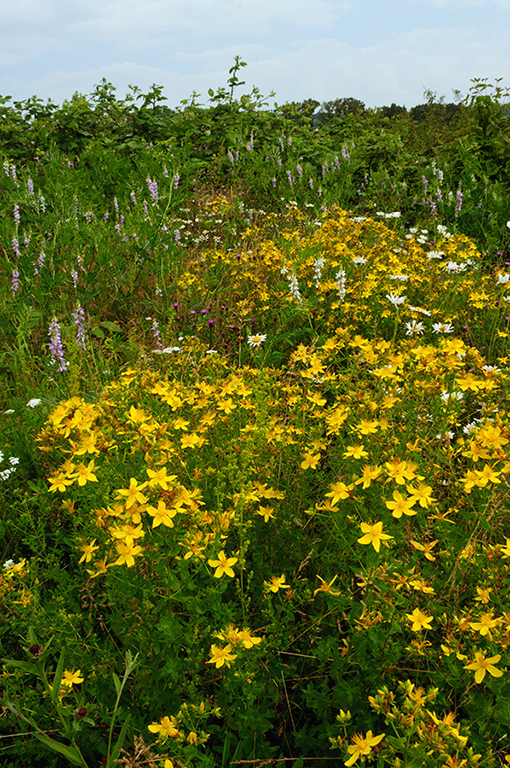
[70,0,341,41]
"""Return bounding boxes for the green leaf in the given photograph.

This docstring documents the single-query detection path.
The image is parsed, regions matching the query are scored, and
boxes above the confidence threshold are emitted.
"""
[3,658,39,673]
[106,713,131,767]
[34,733,87,767]
[494,699,510,725]
[112,672,121,697]
[51,649,65,706]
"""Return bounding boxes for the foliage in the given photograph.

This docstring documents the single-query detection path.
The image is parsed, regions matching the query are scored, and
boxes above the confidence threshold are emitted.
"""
[2,62,510,768]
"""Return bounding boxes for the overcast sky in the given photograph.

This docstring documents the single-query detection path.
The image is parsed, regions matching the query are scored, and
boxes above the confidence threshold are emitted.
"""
[2,0,509,110]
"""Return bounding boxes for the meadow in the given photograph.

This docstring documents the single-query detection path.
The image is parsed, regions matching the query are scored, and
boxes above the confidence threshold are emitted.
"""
[1,64,510,767]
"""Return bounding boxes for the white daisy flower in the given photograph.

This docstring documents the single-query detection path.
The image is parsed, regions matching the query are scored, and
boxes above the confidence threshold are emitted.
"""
[248,334,267,348]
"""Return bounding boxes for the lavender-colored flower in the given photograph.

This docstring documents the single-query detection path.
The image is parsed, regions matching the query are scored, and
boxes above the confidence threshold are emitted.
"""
[130,191,137,205]
[38,248,45,270]
[71,304,86,350]
[71,269,78,288]
[309,177,313,189]
[247,134,254,151]
[296,163,303,178]
[113,197,119,214]
[12,238,21,257]
[334,155,341,169]
[48,318,68,371]
[286,170,293,186]
[173,174,180,189]
[3,160,9,176]
[104,211,109,221]
[163,167,169,178]
[342,143,350,163]
[147,178,158,202]
[455,186,463,217]
[151,319,163,348]
[13,204,20,224]
[174,229,181,244]
[11,269,20,296]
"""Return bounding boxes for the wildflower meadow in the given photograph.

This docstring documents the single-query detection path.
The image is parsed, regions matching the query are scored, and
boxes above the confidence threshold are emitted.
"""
[1,62,510,767]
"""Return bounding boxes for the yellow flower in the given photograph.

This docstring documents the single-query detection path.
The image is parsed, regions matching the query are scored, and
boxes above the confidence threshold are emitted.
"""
[406,608,433,631]
[406,482,436,508]
[48,471,75,493]
[61,669,84,688]
[71,459,99,486]
[237,629,263,649]
[464,651,503,683]
[148,715,180,742]
[501,540,510,559]
[206,644,237,668]
[385,490,417,518]
[264,574,290,593]
[116,478,148,509]
[343,444,369,460]
[180,432,202,449]
[114,541,143,567]
[208,550,238,578]
[410,539,438,561]
[354,465,382,489]
[256,506,276,522]
[469,612,501,636]
[313,575,341,596]
[357,522,393,553]
[301,452,320,470]
[146,466,176,489]
[78,539,100,564]
[325,481,353,505]
[344,730,385,766]
[147,500,177,528]
[385,458,417,484]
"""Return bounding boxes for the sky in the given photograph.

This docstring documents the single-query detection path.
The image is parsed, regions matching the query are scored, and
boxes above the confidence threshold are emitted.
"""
[1,0,510,110]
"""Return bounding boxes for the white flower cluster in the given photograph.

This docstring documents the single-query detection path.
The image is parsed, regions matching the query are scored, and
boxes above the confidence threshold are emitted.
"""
[376,211,401,219]
[336,269,347,301]
[445,261,468,273]
[441,391,464,403]
[313,256,325,287]
[0,451,19,481]
[281,265,302,303]
[437,224,452,238]
[352,256,367,265]
[386,293,406,307]
[405,320,424,336]
[406,228,429,244]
